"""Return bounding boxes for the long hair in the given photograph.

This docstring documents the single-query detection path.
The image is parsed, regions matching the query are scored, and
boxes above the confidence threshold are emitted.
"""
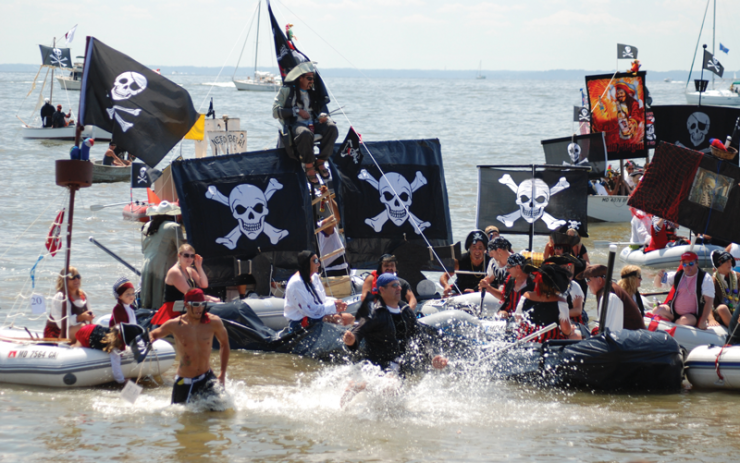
[178,243,195,255]
[618,265,642,295]
[55,266,85,298]
[533,272,558,298]
[297,250,322,305]
[101,327,125,353]
[143,215,173,236]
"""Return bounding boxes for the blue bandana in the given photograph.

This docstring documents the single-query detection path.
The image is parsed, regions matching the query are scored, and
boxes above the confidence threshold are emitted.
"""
[376,273,400,288]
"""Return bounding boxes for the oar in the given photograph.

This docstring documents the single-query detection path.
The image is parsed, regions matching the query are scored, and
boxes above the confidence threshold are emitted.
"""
[477,322,558,363]
[89,201,142,212]
[88,236,141,276]
[592,240,642,247]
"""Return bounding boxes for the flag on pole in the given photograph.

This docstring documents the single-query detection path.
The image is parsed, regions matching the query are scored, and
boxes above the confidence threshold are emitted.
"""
[720,43,729,54]
[617,43,638,59]
[703,49,725,77]
[39,45,71,68]
[64,25,77,46]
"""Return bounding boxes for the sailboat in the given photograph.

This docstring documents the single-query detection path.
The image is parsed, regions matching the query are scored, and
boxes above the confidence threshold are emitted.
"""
[232,0,280,92]
[476,61,486,80]
[684,0,740,106]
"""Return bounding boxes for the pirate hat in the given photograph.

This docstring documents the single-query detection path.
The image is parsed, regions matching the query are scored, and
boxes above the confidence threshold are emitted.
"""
[285,61,317,82]
[711,250,736,269]
[146,200,181,216]
[119,322,145,346]
[532,264,571,294]
[551,230,580,248]
[465,229,489,250]
[543,254,585,279]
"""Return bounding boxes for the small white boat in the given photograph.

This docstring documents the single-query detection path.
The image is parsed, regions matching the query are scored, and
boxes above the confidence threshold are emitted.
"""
[587,195,632,222]
[0,328,176,388]
[55,56,84,91]
[619,243,723,268]
[685,344,740,389]
[643,316,727,354]
[92,160,130,184]
[233,73,280,92]
[21,124,112,141]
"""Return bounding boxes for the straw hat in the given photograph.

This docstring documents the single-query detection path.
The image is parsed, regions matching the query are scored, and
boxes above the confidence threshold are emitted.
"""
[145,200,181,216]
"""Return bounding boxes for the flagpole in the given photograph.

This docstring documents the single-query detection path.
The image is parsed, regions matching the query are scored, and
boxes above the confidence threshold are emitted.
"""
[50,37,55,104]
[699,44,707,107]
[528,164,535,252]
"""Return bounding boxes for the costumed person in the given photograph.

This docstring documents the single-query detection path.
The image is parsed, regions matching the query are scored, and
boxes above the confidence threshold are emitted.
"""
[315,185,349,277]
[544,255,587,329]
[486,253,534,319]
[629,208,652,248]
[140,201,184,310]
[109,277,138,327]
[584,264,645,332]
[44,266,94,339]
[344,273,447,374]
[484,225,500,241]
[150,289,230,404]
[360,254,417,310]
[617,265,648,317]
[272,62,338,184]
[479,237,512,294]
[645,217,684,252]
[150,244,219,326]
[710,251,738,327]
[40,98,55,127]
[440,230,490,296]
[71,324,142,384]
[514,264,576,342]
[652,252,714,329]
[284,250,352,331]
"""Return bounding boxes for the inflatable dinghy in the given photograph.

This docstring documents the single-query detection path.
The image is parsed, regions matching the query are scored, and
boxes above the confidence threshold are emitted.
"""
[685,344,740,390]
[419,291,503,318]
[619,244,723,268]
[643,316,727,354]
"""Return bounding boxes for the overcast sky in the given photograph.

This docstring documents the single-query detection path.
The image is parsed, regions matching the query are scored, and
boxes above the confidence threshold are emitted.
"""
[4,0,739,72]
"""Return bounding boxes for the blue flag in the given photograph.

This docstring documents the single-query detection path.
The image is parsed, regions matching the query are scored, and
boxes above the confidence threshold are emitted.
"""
[720,43,729,54]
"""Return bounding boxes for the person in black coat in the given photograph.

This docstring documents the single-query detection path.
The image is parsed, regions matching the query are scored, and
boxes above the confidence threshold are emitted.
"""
[40,98,55,128]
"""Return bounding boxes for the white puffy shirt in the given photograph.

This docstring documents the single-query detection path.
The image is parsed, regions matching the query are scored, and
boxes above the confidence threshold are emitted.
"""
[283,273,337,321]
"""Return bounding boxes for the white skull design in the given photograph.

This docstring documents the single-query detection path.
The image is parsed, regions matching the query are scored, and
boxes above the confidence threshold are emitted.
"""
[111,72,148,101]
[137,166,148,184]
[687,112,710,147]
[515,178,550,223]
[379,173,412,226]
[229,184,268,240]
[567,143,581,163]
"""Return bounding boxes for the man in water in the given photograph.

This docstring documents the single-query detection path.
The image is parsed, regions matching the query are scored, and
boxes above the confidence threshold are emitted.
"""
[40,98,55,128]
[149,288,230,405]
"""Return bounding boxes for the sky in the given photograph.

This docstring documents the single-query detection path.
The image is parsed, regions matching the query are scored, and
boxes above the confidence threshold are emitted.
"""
[3,0,740,72]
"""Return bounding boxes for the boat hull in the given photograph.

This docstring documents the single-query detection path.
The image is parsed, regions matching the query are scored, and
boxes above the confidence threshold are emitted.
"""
[587,195,632,222]
[92,160,130,184]
[619,243,722,268]
[685,90,740,106]
[642,316,727,353]
[233,79,279,92]
[419,291,503,318]
[56,76,81,90]
[686,344,740,389]
[22,125,112,141]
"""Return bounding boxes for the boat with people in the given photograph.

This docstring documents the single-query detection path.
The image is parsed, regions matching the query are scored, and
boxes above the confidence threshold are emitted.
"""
[232,0,281,92]
[92,160,130,183]
[587,195,632,222]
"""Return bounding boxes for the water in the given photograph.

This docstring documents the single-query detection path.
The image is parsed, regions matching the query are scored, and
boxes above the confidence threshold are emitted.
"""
[2,72,739,462]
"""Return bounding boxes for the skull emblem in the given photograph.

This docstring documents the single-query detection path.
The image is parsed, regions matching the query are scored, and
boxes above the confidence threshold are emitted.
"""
[111,72,148,101]
[567,143,581,164]
[378,173,412,226]
[515,179,550,223]
[137,166,148,184]
[687,112,710,147]
[229,184,268,240]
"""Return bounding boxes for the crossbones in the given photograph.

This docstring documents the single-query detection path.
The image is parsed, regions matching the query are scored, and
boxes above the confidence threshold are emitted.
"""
[358,169,430,233]
[205,179,289,249]
[136,166,148,184]
[106,105,142,132]
[622,46,634,59]
[50,48,69,67]
[707,58,722,73]
[496,174,569,230]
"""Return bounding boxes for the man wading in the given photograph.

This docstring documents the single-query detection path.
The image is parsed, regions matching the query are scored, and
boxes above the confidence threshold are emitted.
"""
[150,289,230,405]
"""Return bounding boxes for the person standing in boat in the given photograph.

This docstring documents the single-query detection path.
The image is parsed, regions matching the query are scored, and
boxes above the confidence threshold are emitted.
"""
[284,250,352,330]
[272,62,338,184]
[652,252,714,329]
[360,254,417,310]
[514,264,577,342]
[544,255,588,329]
[44,266,94,339]
[150,289,231,404]
[709,251,738,327]
[584,264,645,331]
[140,201,184,311]
[109,277,138,327]
[617,265,648,317]
[40,98,55,128]
[440,230,490,297]
[486,253,534,319]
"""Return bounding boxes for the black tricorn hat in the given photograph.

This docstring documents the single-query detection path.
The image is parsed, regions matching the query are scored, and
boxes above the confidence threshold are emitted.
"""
[550,231,581,248]
[543,254,586,279]
[465,229,489,250]
[528,264,571,294]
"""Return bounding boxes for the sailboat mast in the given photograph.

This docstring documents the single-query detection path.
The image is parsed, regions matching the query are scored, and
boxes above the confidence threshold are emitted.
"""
[50,37,55,103]
[712,0,716,89]
[254,0,261,77]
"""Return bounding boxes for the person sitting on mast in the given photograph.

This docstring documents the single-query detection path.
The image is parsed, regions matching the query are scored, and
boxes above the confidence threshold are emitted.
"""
[272,62,338,185]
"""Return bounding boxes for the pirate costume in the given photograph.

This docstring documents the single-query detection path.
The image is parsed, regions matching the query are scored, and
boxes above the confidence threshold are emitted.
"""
[110,277,138,327]
[456,230,490,293]
[284,251,339,330]
[514,264,572,343]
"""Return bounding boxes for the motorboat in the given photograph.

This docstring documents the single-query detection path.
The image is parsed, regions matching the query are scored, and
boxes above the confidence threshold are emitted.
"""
[55,56,84,91]
[587,195,632,222]
[643,316,727,354]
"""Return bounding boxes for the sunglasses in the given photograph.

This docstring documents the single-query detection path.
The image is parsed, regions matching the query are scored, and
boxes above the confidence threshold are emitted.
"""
[303,76,314,81]
[68,274,82,280]
[585,275,604,283]
[682,261,697,267]
[188,301,208,308]
[312,257,320,264]
[181,253,195,259]
[387,283,402,288]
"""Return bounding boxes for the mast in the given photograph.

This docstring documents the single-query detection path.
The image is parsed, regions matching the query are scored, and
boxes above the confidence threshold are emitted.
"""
[50,37,55,103]
[712,0,716,89]
[254,0,261,77]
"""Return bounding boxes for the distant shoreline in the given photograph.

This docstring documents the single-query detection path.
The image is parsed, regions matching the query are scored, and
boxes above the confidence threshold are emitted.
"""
[0,64,724,81]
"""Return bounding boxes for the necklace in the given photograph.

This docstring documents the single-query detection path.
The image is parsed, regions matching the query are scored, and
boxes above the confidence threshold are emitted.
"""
[715,270,739,310]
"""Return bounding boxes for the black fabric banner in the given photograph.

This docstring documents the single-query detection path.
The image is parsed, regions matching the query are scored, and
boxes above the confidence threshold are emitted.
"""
[541,132,607,180]
[79,37,199,168]
[39,45,72,68]
[477,168,589,236]
[703,49,725,78]
[331,138,453,268]
[573,105,590,123]
[617,43,638,60]
[334,127,363,171]
[172,149,314,286]
[651,105,740,152]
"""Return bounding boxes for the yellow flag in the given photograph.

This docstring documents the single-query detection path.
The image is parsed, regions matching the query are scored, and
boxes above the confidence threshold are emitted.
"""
[184,114,205,140]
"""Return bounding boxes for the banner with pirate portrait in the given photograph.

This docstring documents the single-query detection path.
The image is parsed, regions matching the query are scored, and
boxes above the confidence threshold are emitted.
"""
[477,167,589,236]
[79,37,199,168]
[39,45,71,68]
[585,71,647,160]
[541,132,607,180]
[172,149,314,286]
[651,105,740,152]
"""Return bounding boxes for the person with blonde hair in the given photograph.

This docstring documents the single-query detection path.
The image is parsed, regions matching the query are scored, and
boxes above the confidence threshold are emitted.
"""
[43,266,94,339]
[617,265,648,316]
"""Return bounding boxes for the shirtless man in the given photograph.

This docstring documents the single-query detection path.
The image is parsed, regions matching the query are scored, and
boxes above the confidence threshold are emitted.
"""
[149,288,230,405]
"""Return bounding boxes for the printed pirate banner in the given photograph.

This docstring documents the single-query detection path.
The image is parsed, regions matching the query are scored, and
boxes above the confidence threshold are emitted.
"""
[172,149,314,286]
[79,37,199,168]
[130,162,151,189]
[651,105,740,152]
[477,167,589,236]
[628,141,740,243]
[39,45,71,68]
[586,71,647,159]
[541,132,607,180]
[331,138,453,268]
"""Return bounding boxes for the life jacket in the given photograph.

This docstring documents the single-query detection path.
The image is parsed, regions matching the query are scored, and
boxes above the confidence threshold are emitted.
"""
[664,268,706,320]
[645,222,669,252]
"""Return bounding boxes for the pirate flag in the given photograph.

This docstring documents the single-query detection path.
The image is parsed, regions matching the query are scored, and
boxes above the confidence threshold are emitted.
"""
[331,138,453,269]
[334,127,363,171]
[541,132,607,180]
[651,105,740,152]
[39,45,71,68]
[172,149,314,287]
[617,43,638,60]
[703,48,725,78]
[477,167,589,236]
[628,141,740,243]
[573,106,590,123]
[129,162,162,189]
[79,37,199,168]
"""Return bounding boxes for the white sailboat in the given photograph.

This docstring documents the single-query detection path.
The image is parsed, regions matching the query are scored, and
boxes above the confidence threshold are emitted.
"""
[476,61,486,80]
[232,0,280,92]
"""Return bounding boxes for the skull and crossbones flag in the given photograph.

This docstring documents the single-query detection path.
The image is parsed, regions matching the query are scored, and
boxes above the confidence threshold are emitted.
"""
[39,45,71,68]
[650,105,740,152]
[477,167,589,236]
[617,43,638,60]
[172,149,314,286]
[130,162,161,189]
[78,37,199,168]
[628,142,740,243]
[541,132,607,180]
[703,49,725,78]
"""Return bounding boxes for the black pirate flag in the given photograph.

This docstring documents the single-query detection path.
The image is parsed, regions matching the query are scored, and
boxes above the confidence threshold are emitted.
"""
[651,105,740,152]
[79,37,199,168]
[617,43,638,60]
[703,49,725,78]
[39,45,71,68]
[477,167,589,236]
[334,127,363,171]
[541,132,607,180]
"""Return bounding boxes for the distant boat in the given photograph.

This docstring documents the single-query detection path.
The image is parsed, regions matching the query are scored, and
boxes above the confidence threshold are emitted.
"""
[476,61,486,80]
[232,0,281,92]
[55,56,83,91]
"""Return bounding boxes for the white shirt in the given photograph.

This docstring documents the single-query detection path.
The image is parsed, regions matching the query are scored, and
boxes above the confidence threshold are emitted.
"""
[598,293,624,331]
[50,291,87,329]
[729,243,740,260]
[283,272,337,321]
[630,214,651,245]
[593,182,609,196]
[317,228,347,272]
[566,280,584,300]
